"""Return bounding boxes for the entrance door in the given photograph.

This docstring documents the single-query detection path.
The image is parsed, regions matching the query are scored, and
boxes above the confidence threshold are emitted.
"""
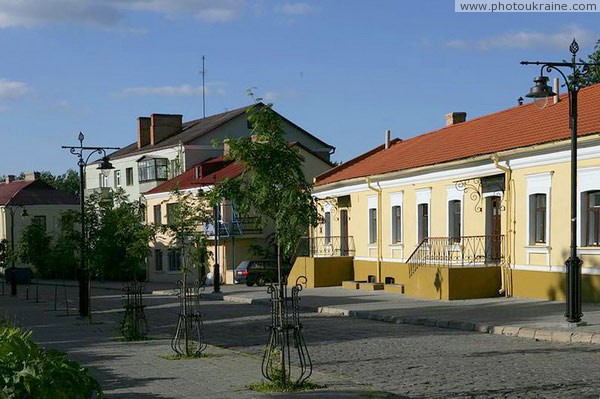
[486,196,502,263]
[340,209,349,256]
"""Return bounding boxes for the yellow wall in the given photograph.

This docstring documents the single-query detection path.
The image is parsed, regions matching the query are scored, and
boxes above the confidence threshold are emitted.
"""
[288,256,353,288]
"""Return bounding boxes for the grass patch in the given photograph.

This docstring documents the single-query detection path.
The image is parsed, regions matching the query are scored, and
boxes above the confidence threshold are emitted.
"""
[159,353,221,360]
[248,379,325,393]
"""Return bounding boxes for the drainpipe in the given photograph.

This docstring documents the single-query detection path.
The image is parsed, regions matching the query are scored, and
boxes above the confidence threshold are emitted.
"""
[366,178,382,283]
[491,154,513,297]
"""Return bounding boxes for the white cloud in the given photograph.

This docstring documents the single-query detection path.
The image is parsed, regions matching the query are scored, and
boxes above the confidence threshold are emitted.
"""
[277,2,314,16]
[0,0,120,28]
[0,79,32,99]
[445,25,596,51]
[0,0,245,28]
[117,84,226,97]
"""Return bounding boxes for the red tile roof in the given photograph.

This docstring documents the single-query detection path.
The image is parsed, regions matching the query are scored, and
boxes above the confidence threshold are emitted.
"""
[315,83,600,187]
[0,180,78,206]
[145,157,244,195]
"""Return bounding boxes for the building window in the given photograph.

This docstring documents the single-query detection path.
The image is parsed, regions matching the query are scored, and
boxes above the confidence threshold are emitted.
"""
[168,249,182,271]
[114,170,121,188]
[153,204,162,226]
[167,203,179,225]
[99,173,109,188]
[33,215,47,231]
[138,158,168,182]
[529,194,546,244]
[418,203,429,242]
[584,191,600,246]
[324,211,331,244]
[369,208,377,244]
[155,249,163,271]
[448,200,461,243]
[391,205,402,244]
[126,168,134,186]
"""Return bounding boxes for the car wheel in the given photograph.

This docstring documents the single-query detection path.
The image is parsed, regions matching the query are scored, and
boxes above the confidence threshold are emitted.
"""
[246,281,254,287]
[256,277,266,287]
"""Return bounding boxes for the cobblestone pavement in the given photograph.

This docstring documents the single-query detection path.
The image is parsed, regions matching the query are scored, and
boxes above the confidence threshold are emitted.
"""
[3,283,600,398]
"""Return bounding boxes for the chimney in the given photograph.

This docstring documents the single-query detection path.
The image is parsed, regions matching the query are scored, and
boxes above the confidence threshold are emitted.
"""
[24,172,40,181]
[137,117,151,149]
[5,175,15,184]
[150,114,183,145]
[223,138,231,158]
[553,77,560,105]
[385,130,391,149]
[445,112,467,126]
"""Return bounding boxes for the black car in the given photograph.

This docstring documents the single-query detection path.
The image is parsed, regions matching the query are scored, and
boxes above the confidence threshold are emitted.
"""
[234,260,289,286]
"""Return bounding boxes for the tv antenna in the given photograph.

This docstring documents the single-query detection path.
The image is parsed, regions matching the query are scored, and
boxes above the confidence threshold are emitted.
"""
[201,55,206,118]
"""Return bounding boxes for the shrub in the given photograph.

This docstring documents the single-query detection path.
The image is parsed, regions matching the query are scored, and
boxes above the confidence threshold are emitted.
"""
[0,321,102,398]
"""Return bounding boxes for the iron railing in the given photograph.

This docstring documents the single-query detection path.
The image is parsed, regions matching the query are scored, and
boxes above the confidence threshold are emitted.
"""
[296,236,355,257]
[406,235,505,276]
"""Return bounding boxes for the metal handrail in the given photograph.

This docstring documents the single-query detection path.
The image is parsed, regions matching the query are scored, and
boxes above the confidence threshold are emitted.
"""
[406,235,505,276]
[296,236,355,257]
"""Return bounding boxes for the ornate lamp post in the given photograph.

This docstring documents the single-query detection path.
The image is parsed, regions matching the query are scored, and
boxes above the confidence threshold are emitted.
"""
[8,206,28,296]
[521,39,600,324]
[62,132,118,318]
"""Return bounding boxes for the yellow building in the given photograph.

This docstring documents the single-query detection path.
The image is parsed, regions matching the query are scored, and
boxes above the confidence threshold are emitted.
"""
[303,83,600,302]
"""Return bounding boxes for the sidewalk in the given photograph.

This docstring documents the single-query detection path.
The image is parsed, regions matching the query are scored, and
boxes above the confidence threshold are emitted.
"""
[194,284,600,345]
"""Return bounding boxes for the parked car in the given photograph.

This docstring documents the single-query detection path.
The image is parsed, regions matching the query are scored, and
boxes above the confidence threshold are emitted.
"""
[234,260,290,286]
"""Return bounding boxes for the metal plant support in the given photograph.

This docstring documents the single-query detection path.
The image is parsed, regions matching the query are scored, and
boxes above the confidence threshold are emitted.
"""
[262,276,312,385]
[121,281,147,338]
[171,279,206,356]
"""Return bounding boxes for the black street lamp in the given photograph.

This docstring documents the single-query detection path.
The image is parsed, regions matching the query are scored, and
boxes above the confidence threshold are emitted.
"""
[521,39,600,324]
[62,132,119,319]
[8,206,28,296]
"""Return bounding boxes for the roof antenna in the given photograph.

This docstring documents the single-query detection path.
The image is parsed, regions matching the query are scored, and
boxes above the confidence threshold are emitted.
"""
[201,55,206,118]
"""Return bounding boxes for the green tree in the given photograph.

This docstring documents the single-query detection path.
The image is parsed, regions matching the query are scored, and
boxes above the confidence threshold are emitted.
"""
[159,188,212,282]
[213,99,320,266]
[0,239,8,271]
[18,218,52,277]
[85,189,155,281]
[48,211,81,279]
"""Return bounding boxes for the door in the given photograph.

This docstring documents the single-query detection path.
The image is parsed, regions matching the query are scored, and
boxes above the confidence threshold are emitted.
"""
[340,209,349,256]
[486,196,502,263]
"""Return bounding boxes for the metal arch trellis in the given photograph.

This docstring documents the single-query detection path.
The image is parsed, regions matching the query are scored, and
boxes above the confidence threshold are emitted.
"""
[171,279,207,356]
[455,178,483,213]
[262,275,312,385]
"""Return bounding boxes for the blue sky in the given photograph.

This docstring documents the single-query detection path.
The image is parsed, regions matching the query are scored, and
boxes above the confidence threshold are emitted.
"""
[0,0,598,175]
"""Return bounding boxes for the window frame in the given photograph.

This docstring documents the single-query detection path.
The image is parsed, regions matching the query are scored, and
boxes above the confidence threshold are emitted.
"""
[584,190,600,247]
[138,158,169,183]
[448,199,461,244]
[154,249,163,271]
[125,167,134,186]
[368,208,377,244]
[153,204,162,226]
[391,205,402,244]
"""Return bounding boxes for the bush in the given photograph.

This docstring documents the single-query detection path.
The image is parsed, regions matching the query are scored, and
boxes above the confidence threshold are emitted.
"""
[0,321,102,398]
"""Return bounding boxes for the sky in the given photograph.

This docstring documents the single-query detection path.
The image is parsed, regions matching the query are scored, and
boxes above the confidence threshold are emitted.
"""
[0,0,599,176]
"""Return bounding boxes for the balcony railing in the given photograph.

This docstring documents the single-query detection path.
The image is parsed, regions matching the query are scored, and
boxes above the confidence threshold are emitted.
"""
[406,235,505,276]
[203,216,263,238]
[296,236,355,257]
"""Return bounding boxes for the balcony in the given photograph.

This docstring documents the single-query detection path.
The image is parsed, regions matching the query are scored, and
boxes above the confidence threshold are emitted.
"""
[296,236,355,257]
[203,216,263,238]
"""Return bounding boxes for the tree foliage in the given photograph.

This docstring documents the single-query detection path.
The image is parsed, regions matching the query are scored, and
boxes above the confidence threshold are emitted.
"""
[85,189,155,281]
[213,100,319,262]
[18,219,52,277]
[577,38,600,88]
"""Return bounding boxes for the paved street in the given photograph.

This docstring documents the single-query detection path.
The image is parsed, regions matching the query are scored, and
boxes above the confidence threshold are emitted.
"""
[2,282,600,398]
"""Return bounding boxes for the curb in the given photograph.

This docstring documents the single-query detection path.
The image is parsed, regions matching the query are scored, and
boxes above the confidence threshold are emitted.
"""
[198,293,600,346]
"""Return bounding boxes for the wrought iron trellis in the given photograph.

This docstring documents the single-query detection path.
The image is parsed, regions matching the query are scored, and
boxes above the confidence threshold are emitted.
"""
[262,276,312,385]
[455,178,483,213]
[121,281,148,338]
[171,279,207,356]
